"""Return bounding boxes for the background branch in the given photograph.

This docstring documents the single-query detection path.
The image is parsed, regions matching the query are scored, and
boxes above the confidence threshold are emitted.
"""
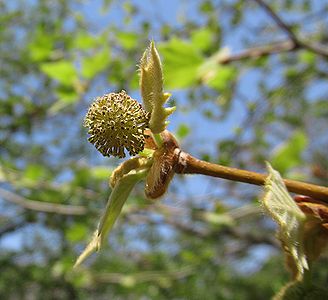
[218,40,296,64]
[252,0,299,44]
[0,187,87,216]
[252,0,328,58]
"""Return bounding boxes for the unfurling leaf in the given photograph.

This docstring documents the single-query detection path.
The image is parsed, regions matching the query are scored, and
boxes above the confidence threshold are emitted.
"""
[139,41,175,134]
[110,156,152,188]
[74,169,147,267]
[261,163,308,279]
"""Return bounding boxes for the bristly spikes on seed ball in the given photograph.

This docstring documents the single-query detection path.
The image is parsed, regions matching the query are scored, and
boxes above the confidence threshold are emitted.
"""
[84,90,150,158]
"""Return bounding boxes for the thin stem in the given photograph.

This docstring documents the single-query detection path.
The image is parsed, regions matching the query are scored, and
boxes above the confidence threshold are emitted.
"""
[152,132,163,147]
[252,0,328,59]
[218,40,296,64]
[303,267,313,289]
[176,152,328,203]
[252,0,299,44]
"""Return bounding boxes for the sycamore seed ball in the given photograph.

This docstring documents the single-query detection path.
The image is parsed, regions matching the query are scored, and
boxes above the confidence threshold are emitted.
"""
[84,90,150,158]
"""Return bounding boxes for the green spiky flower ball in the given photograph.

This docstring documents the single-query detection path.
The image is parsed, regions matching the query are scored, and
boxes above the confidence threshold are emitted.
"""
[84,90,150,158]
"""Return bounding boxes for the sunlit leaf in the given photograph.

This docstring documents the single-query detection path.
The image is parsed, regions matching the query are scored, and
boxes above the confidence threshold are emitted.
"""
[206,66,236,91]
[81,47,110,79]
[90,166,112,180]
[24,164,47,182]
[176,124,190,139]
[28,26,54,61]
[117,32,138,50]
[271,131,308,175]
[299,50,316,65]
[41,60,78,86]
[158,38,204,89]
[191,28,212,52]
[73,32,100,50]
[66,223,88,242]
[198,48,236,92]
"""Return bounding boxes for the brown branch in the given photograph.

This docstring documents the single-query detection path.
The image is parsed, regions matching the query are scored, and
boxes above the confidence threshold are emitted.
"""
[252,0,299,44]
[252,0,328,58]
[0,187,87,216]
[218,40,296,64]
[175,151,328,203]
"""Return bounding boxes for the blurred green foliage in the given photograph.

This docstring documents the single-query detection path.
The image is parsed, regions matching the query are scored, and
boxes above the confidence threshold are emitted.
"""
[271,131,308,175]
[0,0,327,299]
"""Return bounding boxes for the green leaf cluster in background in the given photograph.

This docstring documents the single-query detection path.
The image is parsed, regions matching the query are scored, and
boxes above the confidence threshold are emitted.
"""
[159,38,204,89]
[41,60,78,86]
[271,131,308,175]
[159,36,237,92]
[81,47,111,79]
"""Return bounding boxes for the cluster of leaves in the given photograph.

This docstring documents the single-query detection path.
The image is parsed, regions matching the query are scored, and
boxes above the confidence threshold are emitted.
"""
[0,0,327,299]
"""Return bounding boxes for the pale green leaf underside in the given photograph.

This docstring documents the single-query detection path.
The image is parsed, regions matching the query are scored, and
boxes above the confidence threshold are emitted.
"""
[262,163,308,278]
[74,169,147,267]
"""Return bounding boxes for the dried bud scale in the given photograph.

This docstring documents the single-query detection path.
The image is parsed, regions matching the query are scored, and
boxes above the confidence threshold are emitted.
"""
[84,90,150,158]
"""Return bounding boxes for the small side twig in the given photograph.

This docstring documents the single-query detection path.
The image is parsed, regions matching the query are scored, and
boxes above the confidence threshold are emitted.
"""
[218,40,296,64]
[175,151,328,203]
[0,220,26,237]
[0,187,87,216]
[252,0,328,58]
[252,0,299,44]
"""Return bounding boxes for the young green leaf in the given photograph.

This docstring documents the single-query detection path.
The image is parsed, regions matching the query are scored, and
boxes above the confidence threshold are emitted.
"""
[117,31,138,50]
[158,38,204,89]
[81,47,110,79]
[74,169,147,267]
[197,48,236,92]
[271,131,308,175]
[41,60,78,86]
[191,28,212,52]
[139,41,176,134]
